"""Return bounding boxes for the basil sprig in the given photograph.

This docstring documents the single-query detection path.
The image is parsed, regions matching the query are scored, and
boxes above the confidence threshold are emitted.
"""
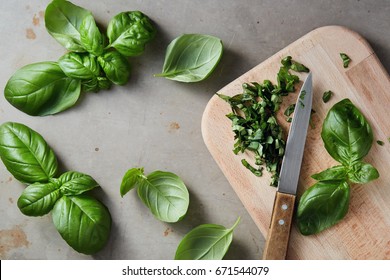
[4,0,156,116]
[297,99,379,235]
[0,122,111,255]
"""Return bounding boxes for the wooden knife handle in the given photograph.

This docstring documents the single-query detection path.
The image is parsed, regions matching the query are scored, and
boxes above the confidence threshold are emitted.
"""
[262,192,296,260]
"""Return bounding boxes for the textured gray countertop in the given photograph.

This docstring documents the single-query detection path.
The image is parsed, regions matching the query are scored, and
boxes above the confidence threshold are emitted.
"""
[0,0,389,260]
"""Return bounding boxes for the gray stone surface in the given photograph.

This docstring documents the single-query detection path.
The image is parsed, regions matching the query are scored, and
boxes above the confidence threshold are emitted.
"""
[0,0,389,259]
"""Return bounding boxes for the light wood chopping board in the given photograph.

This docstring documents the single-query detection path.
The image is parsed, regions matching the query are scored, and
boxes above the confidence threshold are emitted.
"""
[202,26,390,259]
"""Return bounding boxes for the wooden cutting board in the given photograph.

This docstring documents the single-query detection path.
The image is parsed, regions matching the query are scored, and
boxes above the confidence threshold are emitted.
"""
[202,26,390,259]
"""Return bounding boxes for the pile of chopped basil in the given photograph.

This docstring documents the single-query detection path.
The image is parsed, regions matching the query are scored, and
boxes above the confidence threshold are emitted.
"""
[218,56,309,186]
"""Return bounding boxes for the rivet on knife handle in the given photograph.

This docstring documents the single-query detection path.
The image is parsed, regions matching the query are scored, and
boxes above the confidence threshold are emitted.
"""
[262,192,295,260]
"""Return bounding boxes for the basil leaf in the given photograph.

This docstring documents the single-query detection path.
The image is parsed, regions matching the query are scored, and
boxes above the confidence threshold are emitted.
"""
[321,99,373,166]
[59,171,99,196]
[17,181,61,216]
[97,77,112,90]
[107,11,156,57]
[175,217,240,260]
[4,62,81,116]
[348,161,379,184]
[322,90,333,103]
[45,0,92,52]
[98,50,131,85]
[136,171,189,223]
[52,195,111,255]
[155,34,223,82]
[311,165,347,182]
[58,52,100,79]
[340,53,351,68]
[79,14,105,56]
[0,122,58,184]
[297,181,350,235]
[120,167,145,197]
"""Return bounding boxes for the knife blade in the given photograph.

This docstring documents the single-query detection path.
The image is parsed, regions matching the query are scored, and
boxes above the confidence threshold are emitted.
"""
[263,72,313,260]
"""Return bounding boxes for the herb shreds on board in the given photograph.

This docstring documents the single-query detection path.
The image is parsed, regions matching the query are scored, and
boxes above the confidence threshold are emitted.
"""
[218,57,309,186]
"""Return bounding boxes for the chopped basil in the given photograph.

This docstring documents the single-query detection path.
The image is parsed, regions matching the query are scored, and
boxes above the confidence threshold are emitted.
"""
[377,140,385,146]
[340,53,351,68]
[284,104,296,117]
[322,90,333,103]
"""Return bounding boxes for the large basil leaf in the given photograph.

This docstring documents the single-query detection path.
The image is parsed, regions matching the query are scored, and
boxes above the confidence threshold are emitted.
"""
[4,62,81,116]
[107,11,156,57]
[17,181,61,216]
[120,167,145,197]
[79,15,105,56]
[155,34,223,82]
[58,52,100,79]
[98,51,131,85]
[52,195,111,255]
[0,122,58,184]
[175,218,240,260]
[297,181,350,235]
[321,99,373,166]
[348,161,379,184]
[58,171,99,196]
[45,0,92,52]
[311,165,347,182]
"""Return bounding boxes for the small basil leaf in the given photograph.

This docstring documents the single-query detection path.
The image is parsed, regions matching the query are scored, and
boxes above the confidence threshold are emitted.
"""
[322,90,333,103]
[98,50,131,85]
[0,122,58,184]
[80,15,105,56]
[348,161,379,184]
[120,167,145,197]
[4,62,81,116]
[136,171,189,223]
[59,171,99,196]
[311,165,347,182]
[175,217,240,260]
[58,52,100,79]
[297,181,350,235]
[340,53,351,68]
[45,0,92,52]
[52,195,111,255]
[17,181,61,216]
[107,11,156,57]
[155,34,223,82]
[97,77,112,90]
[321,99,373,166]
[81,78,100,93]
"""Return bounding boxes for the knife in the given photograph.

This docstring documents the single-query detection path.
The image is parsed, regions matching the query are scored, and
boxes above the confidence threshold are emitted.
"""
[262,73,313,260]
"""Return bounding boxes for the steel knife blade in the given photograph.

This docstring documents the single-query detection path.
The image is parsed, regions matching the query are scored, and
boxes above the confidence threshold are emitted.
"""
[263,73,313,260]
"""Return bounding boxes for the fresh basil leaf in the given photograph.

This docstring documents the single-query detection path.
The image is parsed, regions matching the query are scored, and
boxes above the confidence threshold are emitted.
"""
[297,181,350,235]
[4,62,81,116]
[120,167,145,197]
[340,53,351,68]
[81,78,100,93]
[321,99,373,166]
[80,14,105,56]
[155,34,223,82]
[322,90,333,103]
[136,171,189,223]
[52,195,111,255]
[17,181,61,216]
[0,122,58,184]
[97,77,112,90]
[98,50,131,85]
[348,161,379,184]
[175,217,240,260]
[311,165,347,182]
[59,171,99,196]
[45,0,93,52]
[58,52,100,79]
[107,11,156,57]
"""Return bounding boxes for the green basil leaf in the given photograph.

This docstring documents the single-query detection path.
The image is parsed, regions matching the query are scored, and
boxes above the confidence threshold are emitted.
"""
[17,181,61,216]
[311,165,347,182]
[340,53,351,68]
[136,171,189,223]
[97,77,112,90]
[59,171,99,196]
[58,52,100,79]
[107,11,156,57]
[80,15,105,56]
[322,90,333,103]
[297,181,350,235]
[321,99,373,166]
[52,195,111,255]
[175,217,240,260]
[98,50,131,85]
[4,62,81,116]
[155,34,223,82]
[81,78,99,93]
[120,167,145,197]
[348,161,379,184]
[0,122,58,184]
[45,0,92,52]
